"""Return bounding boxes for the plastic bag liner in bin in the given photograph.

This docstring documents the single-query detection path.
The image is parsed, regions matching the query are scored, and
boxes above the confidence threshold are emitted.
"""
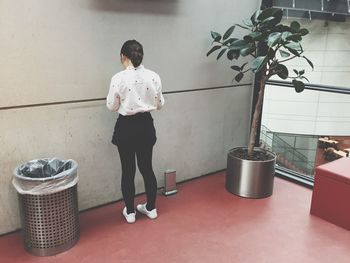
[12,158,79,256]
[12,158,78,195]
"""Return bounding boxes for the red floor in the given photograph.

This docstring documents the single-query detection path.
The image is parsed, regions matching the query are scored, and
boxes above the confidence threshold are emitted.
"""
[1,172,350,263]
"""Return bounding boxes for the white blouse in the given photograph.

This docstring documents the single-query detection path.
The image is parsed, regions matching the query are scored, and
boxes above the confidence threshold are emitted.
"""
[106,65,165,115]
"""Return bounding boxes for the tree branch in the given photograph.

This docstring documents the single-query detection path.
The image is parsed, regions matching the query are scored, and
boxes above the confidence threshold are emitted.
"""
[250,53,256,58]
[248,73,267,157]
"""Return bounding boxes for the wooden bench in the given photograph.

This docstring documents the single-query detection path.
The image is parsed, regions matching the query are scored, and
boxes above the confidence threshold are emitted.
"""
[310,157,350,230]
[333,150,348,158]
[343,148,350,157]
[318,138,339,149]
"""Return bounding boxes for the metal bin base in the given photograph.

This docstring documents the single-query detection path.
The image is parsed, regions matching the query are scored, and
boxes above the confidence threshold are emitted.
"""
[18,185,80,256]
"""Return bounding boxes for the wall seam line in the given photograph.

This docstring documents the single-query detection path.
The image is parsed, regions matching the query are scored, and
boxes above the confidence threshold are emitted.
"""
[0,83,252,111]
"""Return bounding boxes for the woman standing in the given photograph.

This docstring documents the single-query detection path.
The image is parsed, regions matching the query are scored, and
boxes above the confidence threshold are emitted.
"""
[106,40,164,223]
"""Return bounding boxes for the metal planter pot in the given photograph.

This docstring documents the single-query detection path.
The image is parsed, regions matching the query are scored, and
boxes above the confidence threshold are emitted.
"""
[226,146,276,198]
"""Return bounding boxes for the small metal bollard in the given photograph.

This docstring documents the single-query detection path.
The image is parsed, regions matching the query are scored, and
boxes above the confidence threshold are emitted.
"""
[163,169,177,196]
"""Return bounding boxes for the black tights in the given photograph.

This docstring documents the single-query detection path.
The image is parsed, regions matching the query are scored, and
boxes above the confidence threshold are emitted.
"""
[117,144,157,214]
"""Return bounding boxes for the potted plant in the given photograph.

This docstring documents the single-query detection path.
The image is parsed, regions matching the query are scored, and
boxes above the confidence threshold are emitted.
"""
[207,7,313,198]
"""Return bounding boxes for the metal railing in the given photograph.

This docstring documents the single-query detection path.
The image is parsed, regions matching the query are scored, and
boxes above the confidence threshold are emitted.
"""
[261,125,315,175]
[262,80,350,185]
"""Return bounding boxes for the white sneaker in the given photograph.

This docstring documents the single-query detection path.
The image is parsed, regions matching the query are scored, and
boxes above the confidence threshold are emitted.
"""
[136,203,157,219]
[122,207,136,224]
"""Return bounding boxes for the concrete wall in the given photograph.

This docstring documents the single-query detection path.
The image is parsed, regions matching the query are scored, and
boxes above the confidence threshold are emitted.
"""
[0,0,259,234]
[262,17,350,135]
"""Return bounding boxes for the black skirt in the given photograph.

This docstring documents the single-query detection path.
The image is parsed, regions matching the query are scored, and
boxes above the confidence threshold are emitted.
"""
[112,112,157,148]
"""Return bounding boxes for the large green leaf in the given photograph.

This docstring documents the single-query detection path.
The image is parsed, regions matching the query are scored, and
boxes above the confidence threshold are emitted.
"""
[231,65,241,71]
[301,76,310,82]
[303,56,314,70]
[243,18,253,27]
[290,21,301,32]
[267,32,281,47]
[240,47,255,57]
[275,64,289,79]
[257,8,283,28]
[217,49,227,60]
[286,47,300,57]
[244,33,263,43]
[274,24,293,33]
[211,31,221,42]
[243,35,254,43]
[281,31,292,41]
[292,79,305,93]
[286,34,302,42]
[235,23,250,30]
[279,50,290,57]
[251,56,268,73]
[230,39,250,50]
[250,32,263,40]
[257,7,283,22]
[223,38,237,46]
[262,18,281,30]
[273,10,284,23]
[285,41,302,51]
[250,10,261,25]
[260,16,275,24]
[284,42,302,57]
[235,72,244,82]
[227,49,240,60]
[207,45,221,57]
[240,62,248,70]
[223,26,235,40]
[300,28,309,36]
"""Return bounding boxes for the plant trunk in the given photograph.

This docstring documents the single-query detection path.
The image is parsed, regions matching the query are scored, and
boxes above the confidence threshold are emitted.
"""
[247,74,267,157]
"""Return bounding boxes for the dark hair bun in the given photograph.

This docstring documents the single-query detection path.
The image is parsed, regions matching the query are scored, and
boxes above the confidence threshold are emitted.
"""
[120,40,144,67]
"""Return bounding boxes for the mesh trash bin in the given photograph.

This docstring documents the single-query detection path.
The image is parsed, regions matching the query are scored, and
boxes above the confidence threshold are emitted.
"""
[12,158,80,256]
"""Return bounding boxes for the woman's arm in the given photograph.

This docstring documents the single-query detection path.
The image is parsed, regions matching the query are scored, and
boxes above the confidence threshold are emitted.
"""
[156,75,165,110]
[106,76,121,112]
